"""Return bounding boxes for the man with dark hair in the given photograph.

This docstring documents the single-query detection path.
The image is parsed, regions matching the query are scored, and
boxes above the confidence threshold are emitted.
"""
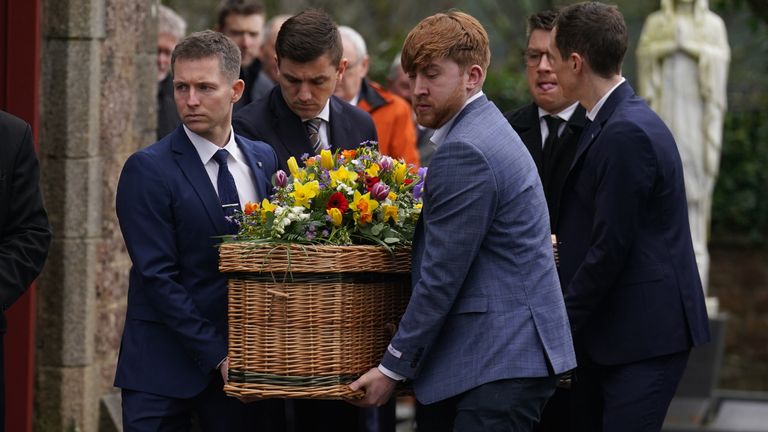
[232,9,377,431]
[114,30,282,431]
[233,9,376,174]
[350,11,575,432]
[504,9,587,233]
[216,0,266,110]
[0,110,51,432]
[548,2,711,430]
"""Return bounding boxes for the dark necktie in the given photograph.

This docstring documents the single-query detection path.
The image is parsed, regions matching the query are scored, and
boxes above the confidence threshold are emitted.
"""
[304,117,323,154]
[212,149,241,226]
[542,115,565,187]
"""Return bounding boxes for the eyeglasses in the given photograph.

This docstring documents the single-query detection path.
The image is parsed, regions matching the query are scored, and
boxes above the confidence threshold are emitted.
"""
[524,50,549,68]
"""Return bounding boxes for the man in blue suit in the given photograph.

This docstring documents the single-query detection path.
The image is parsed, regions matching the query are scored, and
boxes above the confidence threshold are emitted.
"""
[233,9,377,173]
[350,11,576,431]
[233,10,378,431]
[549,3,711,430]
[114,30,282,431]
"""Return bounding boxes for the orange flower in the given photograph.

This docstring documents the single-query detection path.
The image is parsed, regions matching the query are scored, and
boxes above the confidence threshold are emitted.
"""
[342,149,357,160]
[243,201,259,215]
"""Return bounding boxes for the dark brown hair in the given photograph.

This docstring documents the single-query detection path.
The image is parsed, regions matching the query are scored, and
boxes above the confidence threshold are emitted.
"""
[275,9,343,67]
[553,1,627,78]
[526,9,558,38]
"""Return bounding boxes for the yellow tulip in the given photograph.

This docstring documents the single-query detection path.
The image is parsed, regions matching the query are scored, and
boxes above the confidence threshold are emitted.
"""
[394,162,407,185]
[287,156,300,178]
[327,207,343,226]
[320,149,334,170]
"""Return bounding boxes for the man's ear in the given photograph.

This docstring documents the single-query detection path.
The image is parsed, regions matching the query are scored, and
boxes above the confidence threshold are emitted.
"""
[232,79,245,103]
[571,53,583,75]
[466,64,485,90]
[337,58,348,80]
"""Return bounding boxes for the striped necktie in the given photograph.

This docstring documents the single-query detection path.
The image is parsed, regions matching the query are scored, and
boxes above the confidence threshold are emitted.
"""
[304,117,323,154]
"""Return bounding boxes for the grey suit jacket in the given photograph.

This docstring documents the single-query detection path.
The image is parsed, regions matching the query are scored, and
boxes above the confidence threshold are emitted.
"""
[381,96,576,404]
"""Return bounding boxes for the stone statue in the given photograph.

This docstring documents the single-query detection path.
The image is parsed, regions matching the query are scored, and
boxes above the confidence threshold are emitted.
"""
[637,0,730,291]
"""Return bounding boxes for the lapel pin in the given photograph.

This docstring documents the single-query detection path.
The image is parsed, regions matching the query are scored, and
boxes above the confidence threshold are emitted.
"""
[257,161,263,168]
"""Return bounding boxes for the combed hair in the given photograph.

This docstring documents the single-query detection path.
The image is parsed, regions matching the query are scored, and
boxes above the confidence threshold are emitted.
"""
[217,0,264,30]
[171,30,241,82]
[401,11,490,74]
[276,9,343,66]
[553,2,627,78]
[526,9,558,38]
[158,4,187,40]
[338,26,368,65]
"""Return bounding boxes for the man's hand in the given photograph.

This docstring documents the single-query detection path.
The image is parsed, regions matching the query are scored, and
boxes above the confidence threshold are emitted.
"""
[348,367,398,407]
[219,357,229,384]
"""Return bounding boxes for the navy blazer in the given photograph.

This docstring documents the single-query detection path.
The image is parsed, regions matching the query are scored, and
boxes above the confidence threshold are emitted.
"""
[505,103,587,230]
[232,86,377,171]
[381,96,576,404]
[114,126,277,397]
[557,82,710,365]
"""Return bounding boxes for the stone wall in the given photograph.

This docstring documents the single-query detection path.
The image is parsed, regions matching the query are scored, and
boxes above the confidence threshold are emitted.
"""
[36,0,155,430]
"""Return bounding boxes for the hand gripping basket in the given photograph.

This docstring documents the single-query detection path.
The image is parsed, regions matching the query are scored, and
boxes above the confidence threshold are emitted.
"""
[219,243,411,399]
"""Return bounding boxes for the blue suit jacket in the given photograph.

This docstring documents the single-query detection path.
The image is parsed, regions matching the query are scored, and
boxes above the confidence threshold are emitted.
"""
[232,86,377,172]
[380,96,576,404]
[557,82,710,365]
[114,126,277,397]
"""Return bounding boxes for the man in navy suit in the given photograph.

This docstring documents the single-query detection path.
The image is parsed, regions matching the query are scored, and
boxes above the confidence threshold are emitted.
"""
[233,9,377,172]
[350,11,576,431]
[549,3,711,430]
[233,9,378,431]
[114,30,281,431]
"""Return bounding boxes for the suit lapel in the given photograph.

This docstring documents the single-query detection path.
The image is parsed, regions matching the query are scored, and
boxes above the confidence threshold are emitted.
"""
[271,88,315,161]
[235,135,271,201]
[170,127,230,234]
[514,104,545,171]
[568,82,633,174]
[328,96,352,150]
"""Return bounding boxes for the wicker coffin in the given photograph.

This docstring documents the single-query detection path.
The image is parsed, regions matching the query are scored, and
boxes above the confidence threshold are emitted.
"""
[220,242,411,399]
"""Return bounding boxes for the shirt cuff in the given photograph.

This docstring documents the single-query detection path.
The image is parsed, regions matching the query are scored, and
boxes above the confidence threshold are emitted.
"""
[378,364,406,382]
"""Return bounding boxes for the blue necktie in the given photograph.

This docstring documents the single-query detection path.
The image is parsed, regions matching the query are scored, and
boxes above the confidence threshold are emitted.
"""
[212,149,241,226]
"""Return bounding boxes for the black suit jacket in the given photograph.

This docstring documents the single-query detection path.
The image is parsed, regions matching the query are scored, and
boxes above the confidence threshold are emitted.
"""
[0,111,51,332]
[505,103,587,230]
[557,82,710,365]
[232,86,378,171]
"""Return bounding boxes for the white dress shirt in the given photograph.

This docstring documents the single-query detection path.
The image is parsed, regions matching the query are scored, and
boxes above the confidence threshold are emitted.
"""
[184,125,260,206]
[538,102,580,148]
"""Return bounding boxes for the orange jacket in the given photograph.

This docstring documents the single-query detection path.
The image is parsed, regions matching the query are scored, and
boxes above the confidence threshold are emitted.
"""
[357,80,419,167]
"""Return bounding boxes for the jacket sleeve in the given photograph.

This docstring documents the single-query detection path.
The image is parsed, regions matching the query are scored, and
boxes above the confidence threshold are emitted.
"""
[0,120,52,311]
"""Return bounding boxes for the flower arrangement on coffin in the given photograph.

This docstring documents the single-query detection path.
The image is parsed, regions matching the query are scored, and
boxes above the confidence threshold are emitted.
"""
[233,142,426,249]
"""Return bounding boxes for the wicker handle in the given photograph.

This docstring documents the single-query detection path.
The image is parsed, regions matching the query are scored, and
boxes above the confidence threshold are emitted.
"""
[266,288,289,298]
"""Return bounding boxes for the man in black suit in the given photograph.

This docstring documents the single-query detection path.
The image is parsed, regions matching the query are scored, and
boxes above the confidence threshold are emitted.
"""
[233,9,377,172]
[232,9,376,432]
[505,12,587,431]
[0,110,51,430]
[505,9,587,232]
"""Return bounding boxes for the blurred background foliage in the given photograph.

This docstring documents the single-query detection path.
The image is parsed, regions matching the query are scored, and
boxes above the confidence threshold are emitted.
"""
[164,0,768,244]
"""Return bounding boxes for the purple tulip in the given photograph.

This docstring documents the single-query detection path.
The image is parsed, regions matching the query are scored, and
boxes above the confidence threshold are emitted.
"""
[413,182,424,201]
[378,156,394,172]
[417,167,428,181]
[371,182,391,201]
[273,170,288,188]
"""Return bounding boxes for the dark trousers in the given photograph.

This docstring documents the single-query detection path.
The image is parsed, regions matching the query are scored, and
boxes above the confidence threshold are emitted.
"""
[533,386,572,432]
[571,350,690,432]
[416,376,559,431]
[122,373,286,432]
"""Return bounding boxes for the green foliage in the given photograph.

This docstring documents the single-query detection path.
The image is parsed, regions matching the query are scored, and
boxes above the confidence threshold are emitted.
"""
[712,109,768,244]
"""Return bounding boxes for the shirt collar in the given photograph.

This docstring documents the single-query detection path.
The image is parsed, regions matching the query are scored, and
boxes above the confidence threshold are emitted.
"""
[587,77,625,121]
[538,101,580,122]
[430,91,484,148]
[184,124,245,165]
[302,99,331,123]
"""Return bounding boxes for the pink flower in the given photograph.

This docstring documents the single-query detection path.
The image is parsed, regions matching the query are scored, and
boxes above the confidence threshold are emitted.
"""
[370,182,391,201]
